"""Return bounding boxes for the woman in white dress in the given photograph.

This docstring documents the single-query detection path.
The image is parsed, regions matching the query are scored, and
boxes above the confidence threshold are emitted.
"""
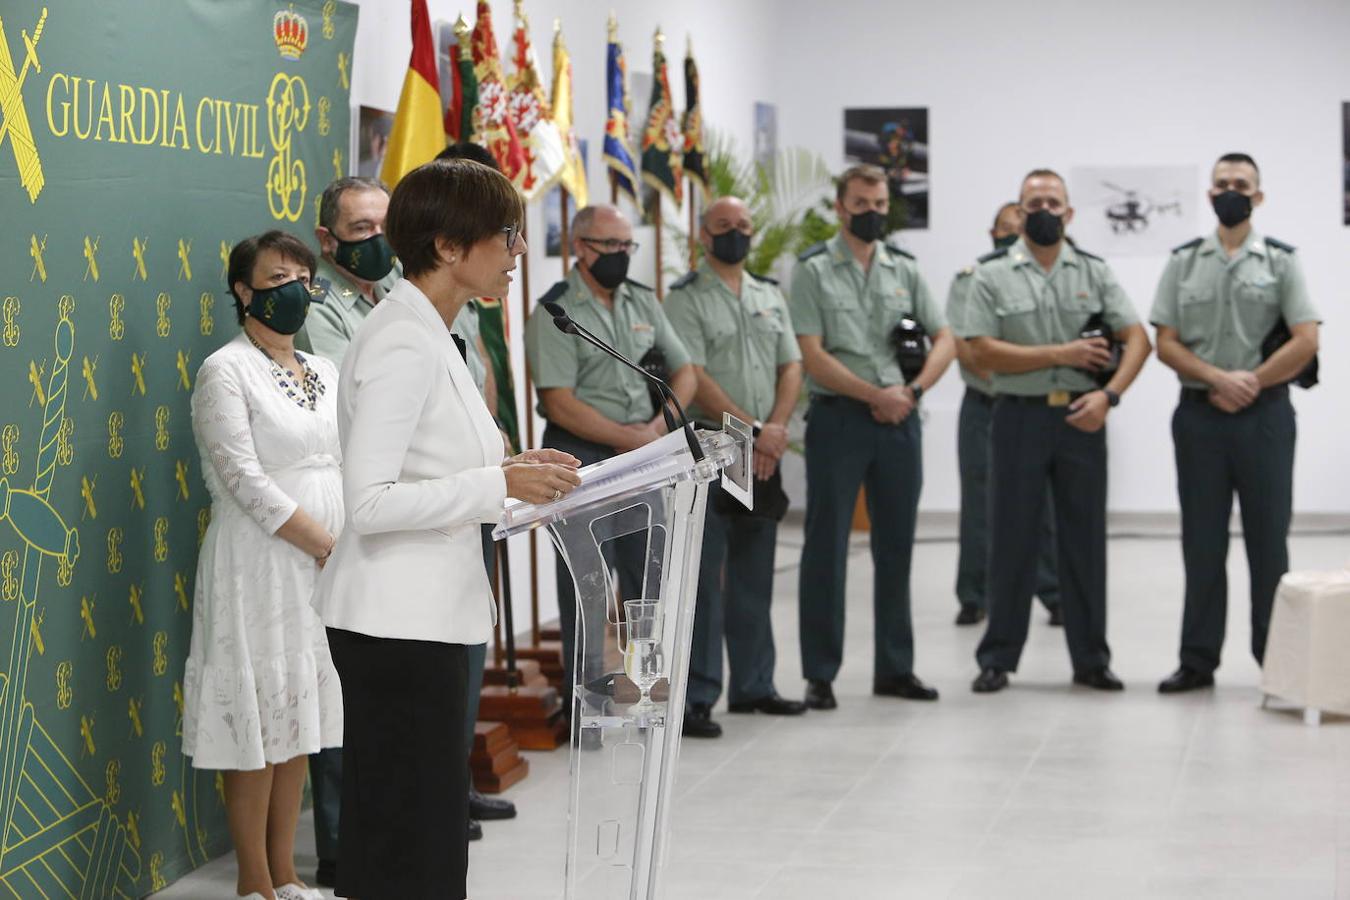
[182,230,342,900]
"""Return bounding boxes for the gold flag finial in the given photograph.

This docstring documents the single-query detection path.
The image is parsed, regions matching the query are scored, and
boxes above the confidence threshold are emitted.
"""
[607,11,617,41]
[514,0,523,15]
[453,13,471,40]
[654,26,665,52]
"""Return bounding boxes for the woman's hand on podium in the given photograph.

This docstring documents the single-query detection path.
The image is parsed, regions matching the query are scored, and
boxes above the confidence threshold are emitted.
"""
[503,458,582,504]
[504,448,581,468]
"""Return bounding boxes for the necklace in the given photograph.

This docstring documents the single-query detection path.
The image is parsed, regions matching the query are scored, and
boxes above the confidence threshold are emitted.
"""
[245,331,325,411]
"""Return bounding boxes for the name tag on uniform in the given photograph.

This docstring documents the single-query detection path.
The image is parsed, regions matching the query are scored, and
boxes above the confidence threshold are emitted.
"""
[631,322,654,333]
[1076,291,1089,300]
[894,288,909,297]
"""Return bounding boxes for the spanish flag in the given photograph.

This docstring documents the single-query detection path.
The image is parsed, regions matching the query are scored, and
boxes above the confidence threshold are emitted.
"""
[551,22,588,208]
[380,0,445,188]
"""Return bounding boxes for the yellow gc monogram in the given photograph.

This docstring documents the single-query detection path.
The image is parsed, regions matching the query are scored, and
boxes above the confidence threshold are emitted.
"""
[266,73,310,222]
[154,405,170,450]
[2,295,19,346]
[0,8,48,203]
[108,293,126,341]
[200,291,215,336]
[156,292,171,337]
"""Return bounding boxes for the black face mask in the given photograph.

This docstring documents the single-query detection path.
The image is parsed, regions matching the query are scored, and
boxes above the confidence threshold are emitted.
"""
[333,232,395,281]
[992,233,1019,250]
[709,229,752,265]
[1211,190,1253,228]
[246,279,312,335]
[1024,209,1064,247]
[586,250,630,291]
[846,209,887,243]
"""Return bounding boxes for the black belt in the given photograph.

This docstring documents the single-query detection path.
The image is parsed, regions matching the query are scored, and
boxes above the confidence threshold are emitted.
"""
[1180,384,1289,405]
[810,394,872,411]
[998,390,1090,408]
[965,388,996,406]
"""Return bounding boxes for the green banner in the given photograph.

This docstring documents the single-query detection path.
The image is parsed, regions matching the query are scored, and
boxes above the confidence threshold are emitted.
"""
[0,1,356,894]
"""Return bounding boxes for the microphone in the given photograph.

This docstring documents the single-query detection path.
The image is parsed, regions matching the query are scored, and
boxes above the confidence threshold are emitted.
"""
[541,301,705,462]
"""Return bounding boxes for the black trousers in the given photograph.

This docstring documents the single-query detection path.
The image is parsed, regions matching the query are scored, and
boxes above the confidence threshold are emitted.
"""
[1172,387,1295,673]
[976,398,1110,674]
[328,628,470,900]
[540,424,645,708]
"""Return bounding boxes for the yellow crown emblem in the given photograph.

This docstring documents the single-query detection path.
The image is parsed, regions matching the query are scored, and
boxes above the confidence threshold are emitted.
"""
[273,7,309,60]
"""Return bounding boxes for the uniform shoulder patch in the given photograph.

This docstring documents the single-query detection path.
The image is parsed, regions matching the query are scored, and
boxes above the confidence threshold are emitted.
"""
[1264,236,1297,253]
[1171,236,1203,254]
[956,265,975,278]
[797,242,828,261]
[1073,246,1104,262]
[310,275,331,302]
[884,242,916,260]
[624,278,653,292]
[976,247,1009,264]
[539,280,569,305]
[748,271,779,285]
[669,271,698,290]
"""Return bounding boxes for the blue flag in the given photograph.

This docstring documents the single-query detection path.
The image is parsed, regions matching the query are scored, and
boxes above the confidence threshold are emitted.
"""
[602,19,637,202]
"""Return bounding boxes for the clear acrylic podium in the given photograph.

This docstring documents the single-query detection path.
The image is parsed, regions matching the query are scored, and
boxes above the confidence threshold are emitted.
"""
[495,420,751,900]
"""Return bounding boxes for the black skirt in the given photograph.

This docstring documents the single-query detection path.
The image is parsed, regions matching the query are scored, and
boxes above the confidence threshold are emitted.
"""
[327,628,470,900]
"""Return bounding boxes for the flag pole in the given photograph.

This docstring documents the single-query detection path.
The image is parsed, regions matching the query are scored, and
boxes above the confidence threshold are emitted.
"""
[518,218,543,646]
[687,180,697,269]
[653,197,664,301]
[560,188,571,276]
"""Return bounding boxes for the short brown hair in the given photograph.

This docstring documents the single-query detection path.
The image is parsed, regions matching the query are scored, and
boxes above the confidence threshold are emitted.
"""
[319,176,388,231]
[226,230,316,325]
[385,159,524,278]
[836,164,887,201]
[1021,168,1069,201]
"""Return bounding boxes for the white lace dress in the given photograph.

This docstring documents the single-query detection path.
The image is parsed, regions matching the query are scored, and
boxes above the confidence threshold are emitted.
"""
[181,332,344,770]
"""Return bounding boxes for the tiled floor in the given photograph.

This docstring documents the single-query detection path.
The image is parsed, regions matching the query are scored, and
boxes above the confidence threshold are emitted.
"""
[157,519,1350,899]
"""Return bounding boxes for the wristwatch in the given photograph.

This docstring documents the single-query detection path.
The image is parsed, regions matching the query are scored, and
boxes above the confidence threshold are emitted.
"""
[751,419,764,438]
[906,383,924,403]
[1103,389,1121,407]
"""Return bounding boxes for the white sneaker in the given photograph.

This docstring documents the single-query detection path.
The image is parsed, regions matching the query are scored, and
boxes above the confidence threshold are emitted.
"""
[274,884,324,900]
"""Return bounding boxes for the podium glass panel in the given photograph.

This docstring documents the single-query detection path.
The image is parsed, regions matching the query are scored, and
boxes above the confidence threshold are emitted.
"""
[495,426,746,900]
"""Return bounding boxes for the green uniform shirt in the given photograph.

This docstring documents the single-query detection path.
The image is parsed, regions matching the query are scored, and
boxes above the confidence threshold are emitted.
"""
[525,267,692,425]
[788,232,946,395]
[945,265,994,396]
[451,300,488,395]
[295,257,399,368]
[1149,231,1319,389]
[960,237,1139,396]
[664,261,801,424]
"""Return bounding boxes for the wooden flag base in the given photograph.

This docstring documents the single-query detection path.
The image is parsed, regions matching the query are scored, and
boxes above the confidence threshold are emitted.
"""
[514,641,566,690]
[539,625,562,642]
[482,657,550,688]
[470,721,530,794]
[478,684,568,750]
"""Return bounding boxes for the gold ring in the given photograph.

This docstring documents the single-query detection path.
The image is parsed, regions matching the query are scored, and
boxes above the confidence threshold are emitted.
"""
[552,489,562,501]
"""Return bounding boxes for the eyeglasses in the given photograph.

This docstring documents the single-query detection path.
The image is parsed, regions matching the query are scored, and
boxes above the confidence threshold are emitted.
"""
[501,223,521,252]
[580,237,640,255]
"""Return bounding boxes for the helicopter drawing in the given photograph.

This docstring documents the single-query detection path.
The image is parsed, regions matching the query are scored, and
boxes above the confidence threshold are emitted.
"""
[1101,181,1183,234]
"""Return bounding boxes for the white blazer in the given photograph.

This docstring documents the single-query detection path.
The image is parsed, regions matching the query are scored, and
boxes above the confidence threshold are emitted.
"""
[313,279,507,644]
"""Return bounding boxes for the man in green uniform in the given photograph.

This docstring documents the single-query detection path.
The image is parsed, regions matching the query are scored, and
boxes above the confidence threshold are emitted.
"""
[948,203,1061,627]
[962,169,1151,694]
[1151,153,1320,694]
[525,204,696,711]
[790,164,955,709]
[665,196,807,738]
[297,176,400,367]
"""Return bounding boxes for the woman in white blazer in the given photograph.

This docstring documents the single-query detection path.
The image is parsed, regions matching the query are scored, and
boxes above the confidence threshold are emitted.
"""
[312,159,581,899]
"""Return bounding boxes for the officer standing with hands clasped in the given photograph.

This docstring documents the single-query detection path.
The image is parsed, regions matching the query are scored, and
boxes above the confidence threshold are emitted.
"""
[1150,152,1320,694]
[961,168,1151,694]
[791,164,955,709]
[947,202,1062,628]
[525,204,696,711]
[665,195,807,739]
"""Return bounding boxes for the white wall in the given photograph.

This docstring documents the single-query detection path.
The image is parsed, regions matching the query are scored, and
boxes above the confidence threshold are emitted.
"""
[769,0,1350,515]
[346,0,1350,630]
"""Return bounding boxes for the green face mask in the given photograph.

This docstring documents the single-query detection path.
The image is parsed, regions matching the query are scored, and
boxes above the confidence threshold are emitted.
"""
[333,233,395,281]
[246,279,313,335]
[992,233,1019,250]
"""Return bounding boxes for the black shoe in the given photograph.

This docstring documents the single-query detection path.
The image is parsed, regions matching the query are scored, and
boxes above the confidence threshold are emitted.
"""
[1073,667,1124,691]
[1047,606,1064,627]
[469,787,517,821]
[683,703,723,738]
[955,604,986,626]
[1157,666,1214,694]
[314,859,336,889]
[804,679,837,710]
[467,818,483,841]
[873,674,939,701]
[972,667,1009,693]
[728,691,808,715]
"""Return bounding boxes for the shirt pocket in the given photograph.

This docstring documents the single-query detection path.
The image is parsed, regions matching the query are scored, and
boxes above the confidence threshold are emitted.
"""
[819,294,868,354]
[1177,286,1218,342]
[994,295,1040,345]
[628,322,657,356]
[1233,272,1280,342]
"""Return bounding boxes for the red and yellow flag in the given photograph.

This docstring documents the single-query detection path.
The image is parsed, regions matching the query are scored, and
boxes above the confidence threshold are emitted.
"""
[380,0,446,188]
[506,2,564,201]
[551,21,588,208]
[471,0,526,184]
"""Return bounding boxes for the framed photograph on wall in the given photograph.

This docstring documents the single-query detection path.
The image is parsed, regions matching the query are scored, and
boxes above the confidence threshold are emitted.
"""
[843,107,929,230]
[754,102,778,171]
[1068,166,1198,256]
[356,106,394,180]
[1342,102,1350,225]
[544,139,589,257]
